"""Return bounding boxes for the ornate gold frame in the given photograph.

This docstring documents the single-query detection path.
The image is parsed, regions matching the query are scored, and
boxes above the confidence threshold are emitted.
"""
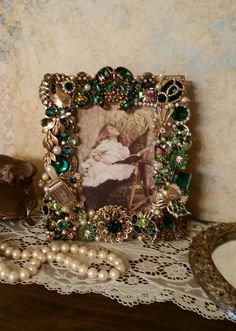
[189,223,236,320]
[39,67,192,242]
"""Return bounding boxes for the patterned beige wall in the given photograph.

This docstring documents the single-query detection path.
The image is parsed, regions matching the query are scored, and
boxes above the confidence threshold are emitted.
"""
[0,0,235,222]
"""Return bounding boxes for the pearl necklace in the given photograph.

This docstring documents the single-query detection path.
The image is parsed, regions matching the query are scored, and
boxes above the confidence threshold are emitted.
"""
[0,242,127,283]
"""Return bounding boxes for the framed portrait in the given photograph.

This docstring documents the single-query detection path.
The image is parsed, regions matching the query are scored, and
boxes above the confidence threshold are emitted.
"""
[39,67,192,243]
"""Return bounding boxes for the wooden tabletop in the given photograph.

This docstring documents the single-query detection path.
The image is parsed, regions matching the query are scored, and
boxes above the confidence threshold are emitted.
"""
[0,283,234,331]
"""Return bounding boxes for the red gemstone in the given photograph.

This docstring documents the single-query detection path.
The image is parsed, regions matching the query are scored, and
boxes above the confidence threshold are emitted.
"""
[155,144,166,156]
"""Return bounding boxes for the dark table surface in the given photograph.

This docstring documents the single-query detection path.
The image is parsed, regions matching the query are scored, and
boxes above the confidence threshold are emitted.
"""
[0,283,234,331]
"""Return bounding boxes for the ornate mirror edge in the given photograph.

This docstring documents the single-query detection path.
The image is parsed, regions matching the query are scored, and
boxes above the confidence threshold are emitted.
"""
[39,67,192,243]
[189,223,236,321]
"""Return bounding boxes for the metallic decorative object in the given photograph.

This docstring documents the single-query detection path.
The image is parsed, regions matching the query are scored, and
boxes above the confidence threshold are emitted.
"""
[189,223,236,321]
[93,205,133,243]
[39,67,192,242]
[0,155,37,224]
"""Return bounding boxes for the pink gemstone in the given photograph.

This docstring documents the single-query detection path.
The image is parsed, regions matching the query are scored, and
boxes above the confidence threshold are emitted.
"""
[146,88,156,103]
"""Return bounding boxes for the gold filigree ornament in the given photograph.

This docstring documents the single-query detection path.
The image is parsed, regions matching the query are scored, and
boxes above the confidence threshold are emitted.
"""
[93,205,133,243]
[39,67,192,242]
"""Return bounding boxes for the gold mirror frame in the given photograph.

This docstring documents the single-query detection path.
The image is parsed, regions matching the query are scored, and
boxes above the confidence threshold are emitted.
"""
[189,223,236,320]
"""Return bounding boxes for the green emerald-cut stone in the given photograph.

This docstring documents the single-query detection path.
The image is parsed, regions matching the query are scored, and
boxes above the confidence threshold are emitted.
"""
[172,171,191,190]
[57,219,67,230]
[107,220,122,234]
[172,106,188,121]
[73,89,91,108]
[136,218,149,228]
[52,156,70,174]
[163,214,174,230]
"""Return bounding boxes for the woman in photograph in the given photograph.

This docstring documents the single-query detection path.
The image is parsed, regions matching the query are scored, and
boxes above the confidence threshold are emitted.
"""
[81,123,136,209]
[81,124,135,186]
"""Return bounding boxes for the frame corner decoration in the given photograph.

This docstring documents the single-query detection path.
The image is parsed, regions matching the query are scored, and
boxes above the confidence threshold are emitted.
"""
[39,67,192,243]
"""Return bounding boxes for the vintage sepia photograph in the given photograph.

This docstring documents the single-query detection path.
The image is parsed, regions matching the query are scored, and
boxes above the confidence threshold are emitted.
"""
[78,105,156,211]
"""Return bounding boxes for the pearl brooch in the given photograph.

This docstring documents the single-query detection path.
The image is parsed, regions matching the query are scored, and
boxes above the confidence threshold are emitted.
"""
[0,241,127,283]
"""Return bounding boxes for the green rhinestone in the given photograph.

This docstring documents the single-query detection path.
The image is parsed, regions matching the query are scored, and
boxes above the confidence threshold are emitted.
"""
[52,156,70,174]
[49,211,60,221]
[107,220,122,234]
[115,67,133,82]
[92,95,99,104]
[93,83,102,95]
[79,225,96,242]
[143,222,156,237]
[105,81,113,91]
[73,206,80,213]
[97,66,113,81]
[136,218,149,228]
[172,171,191,190]
[67,137,78,146]
[115,81,126,92]
[172,106,189,121]
[48,202,59,210]
[73,89,92,108]
[69,176,77,184]
[63,146,73,156]
[163,214,174,230]
[57,108,66,117]
[47,219,56,231]
[120,100,130,110]
[57,219,67,230]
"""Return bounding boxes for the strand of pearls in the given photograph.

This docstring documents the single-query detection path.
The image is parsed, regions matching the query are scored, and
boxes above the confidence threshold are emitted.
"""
[0,242,127,283]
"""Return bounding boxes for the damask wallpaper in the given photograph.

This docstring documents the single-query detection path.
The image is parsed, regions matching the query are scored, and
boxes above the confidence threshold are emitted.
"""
[0,0,235,222]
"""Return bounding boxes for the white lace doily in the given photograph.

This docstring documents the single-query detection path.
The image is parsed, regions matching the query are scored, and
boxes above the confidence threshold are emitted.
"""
[0,211,230,321]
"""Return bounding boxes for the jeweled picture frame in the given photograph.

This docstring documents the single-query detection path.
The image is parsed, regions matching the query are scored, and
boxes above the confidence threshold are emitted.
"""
[39,67,192,243]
